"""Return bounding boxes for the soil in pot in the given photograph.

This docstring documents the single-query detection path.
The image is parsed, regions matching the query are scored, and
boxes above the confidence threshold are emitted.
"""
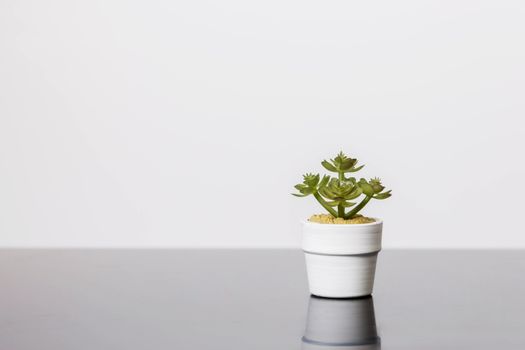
[308,214,376,225]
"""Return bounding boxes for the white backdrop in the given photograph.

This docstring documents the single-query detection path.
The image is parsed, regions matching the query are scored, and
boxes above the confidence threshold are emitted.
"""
[1,0,524,248]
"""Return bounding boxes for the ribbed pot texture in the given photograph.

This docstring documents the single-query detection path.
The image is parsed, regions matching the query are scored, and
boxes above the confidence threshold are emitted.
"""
[302,220,383,298]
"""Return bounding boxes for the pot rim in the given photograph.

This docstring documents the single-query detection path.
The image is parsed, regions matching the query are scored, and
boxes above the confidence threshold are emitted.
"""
[301,218,382,227]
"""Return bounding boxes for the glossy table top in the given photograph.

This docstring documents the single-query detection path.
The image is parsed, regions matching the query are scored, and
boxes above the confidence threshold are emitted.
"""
[0,249,524,349]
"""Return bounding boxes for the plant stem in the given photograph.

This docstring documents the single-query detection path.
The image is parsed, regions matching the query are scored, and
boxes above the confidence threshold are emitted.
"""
[313,192,338,217]
[337,170,345,217]
[344,196,372,219]
[337,203,345,218]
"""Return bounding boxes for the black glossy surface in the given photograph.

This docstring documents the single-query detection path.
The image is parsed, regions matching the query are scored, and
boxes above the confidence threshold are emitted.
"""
[0,250,524,349]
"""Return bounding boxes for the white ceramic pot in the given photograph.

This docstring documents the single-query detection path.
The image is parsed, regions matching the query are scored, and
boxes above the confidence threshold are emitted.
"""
[302,220,382,298]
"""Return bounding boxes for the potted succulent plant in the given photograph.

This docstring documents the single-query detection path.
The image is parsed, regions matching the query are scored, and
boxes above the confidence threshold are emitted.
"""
[293,152,391,298]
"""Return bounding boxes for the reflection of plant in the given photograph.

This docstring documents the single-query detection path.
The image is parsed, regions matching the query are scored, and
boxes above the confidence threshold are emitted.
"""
[293,152,391,219]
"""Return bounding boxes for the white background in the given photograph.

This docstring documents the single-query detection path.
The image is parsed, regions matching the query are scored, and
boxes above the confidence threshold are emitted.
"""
[1,0,524,248]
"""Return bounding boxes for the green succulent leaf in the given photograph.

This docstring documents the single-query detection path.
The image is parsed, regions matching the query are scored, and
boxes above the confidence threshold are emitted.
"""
[344,176,357,183]
[340,158,358,171]
[319,186,338,200]
[292,193,309,197]
[303,173,320,187]
[347,164,365,173]
[333,151,347,162]
[321,160,338,172]
[374,190,392,200]
[318,175,331,189]
[344,186,362,200]
[369,177,385,193]
[294,184,308,191]
[358,179,375,197]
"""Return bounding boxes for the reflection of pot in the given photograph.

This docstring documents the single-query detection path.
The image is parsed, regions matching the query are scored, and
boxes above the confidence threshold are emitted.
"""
[302,296,381,350]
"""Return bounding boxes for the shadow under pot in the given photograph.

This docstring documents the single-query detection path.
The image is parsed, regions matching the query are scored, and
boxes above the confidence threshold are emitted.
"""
[302,220,382,298]
[302,296,380,350]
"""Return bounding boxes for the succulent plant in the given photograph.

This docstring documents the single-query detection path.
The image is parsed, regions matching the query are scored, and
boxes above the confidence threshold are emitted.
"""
[293,152,391,219]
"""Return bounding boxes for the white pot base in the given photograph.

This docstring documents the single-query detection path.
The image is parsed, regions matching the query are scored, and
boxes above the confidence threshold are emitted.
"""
[304,252,378,298]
